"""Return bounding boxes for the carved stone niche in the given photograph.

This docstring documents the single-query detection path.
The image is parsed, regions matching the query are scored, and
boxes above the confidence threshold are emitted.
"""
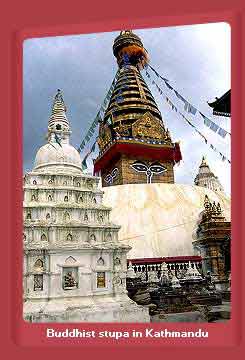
[132,112,165,140]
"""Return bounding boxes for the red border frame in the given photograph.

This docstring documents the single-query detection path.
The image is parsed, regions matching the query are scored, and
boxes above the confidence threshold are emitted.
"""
[2,0,245,357]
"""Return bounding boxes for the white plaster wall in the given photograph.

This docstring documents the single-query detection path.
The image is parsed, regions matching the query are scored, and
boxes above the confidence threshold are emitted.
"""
[103,183,231,259]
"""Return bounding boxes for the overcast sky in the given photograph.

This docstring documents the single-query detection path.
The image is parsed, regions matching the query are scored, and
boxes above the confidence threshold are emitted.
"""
[23,22,231,194]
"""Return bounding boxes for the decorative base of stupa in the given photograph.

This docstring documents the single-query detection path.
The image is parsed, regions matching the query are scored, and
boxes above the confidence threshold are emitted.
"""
[23,294,150,323]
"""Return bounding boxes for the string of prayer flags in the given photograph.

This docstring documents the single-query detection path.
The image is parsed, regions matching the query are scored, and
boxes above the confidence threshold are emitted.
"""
[165,96,178,112]
[81,139,97,170]
[199,112,230,137]
[148,64,169,82]
[178,112,230,164]
[146,67,230,140]
[78,70,119,153]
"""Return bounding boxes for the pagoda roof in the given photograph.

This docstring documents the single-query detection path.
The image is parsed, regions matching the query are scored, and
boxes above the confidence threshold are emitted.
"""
[208,89,230,117]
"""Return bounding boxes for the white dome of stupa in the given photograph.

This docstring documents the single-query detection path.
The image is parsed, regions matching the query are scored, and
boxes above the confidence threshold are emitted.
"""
[34,142,82,173]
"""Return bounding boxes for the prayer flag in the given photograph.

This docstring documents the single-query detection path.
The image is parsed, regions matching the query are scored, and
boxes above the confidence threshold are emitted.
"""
[164,80,173,90]
[217,127,228,138]
[55,133,62,147]
[209,121,219,132]
[91,142,96,153]
[184,102,197,115]
[174,90,187,103]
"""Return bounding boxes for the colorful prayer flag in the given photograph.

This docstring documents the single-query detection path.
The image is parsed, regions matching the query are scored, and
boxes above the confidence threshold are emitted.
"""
[217,127,228,138]
[209,121,219,132]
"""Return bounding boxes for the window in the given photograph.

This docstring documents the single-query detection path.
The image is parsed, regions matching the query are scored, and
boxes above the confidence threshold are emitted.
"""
[34,259,44,270]
[46,213,51,220]
[64,196,68,202]
[93,198,97,204]
[90,234,96,242]
[106,233,112,242]
[41,234,47,242]
[48,195,52,201]
[64,212,70,222]
[33,180,37,185]
[66,233,72,241]
[31,194,36,201]
[62,267,78,290]
[56,124,62,130]
[26,212,31,220]
[34,274,43,291]
[97,272,106,288]
[76,182,81,187]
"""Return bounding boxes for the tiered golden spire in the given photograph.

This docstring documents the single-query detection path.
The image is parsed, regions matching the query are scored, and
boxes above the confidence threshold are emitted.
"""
[98,31,172,152]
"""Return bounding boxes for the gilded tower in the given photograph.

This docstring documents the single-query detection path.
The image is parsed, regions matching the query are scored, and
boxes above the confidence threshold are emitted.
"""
[94,30,182,187]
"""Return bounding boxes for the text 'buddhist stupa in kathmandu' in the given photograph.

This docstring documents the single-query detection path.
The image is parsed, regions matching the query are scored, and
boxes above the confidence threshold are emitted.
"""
[94,30,182,187]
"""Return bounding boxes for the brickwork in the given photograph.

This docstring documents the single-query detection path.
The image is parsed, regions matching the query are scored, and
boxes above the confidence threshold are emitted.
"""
[101,154,174,187]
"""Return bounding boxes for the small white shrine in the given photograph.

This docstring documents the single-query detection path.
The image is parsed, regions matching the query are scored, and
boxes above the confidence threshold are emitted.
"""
[23,90,149,322]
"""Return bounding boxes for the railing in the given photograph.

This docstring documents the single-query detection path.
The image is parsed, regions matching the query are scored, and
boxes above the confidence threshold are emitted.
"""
[127,256,203,279]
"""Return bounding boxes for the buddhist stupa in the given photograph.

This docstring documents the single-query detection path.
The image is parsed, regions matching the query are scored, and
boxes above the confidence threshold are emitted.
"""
[93,31,230,260]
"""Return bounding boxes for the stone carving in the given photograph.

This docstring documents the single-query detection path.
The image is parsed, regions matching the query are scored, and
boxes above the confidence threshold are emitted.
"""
[114,257,121,266]
[63,272,77,289]
[90,234,96,242]
[106,233,112,242]
[65,256,76,265]
[41,234,47,241]
[97,124,112,151]
[34,259,44,271]
[132,112,165,140]
[64,212,70,222]
[97,257,105,266]
[66,233,73,242]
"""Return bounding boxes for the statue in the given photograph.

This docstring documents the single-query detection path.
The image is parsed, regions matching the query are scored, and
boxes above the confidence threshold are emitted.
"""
[64,272,77,289]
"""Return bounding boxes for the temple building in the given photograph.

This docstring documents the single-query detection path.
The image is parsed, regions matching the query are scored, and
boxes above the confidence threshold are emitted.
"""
[194,156,225,193]
[23,90,149,322]
[94,30,182,187]
[208,90,231,117]
[193,195,231,292]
